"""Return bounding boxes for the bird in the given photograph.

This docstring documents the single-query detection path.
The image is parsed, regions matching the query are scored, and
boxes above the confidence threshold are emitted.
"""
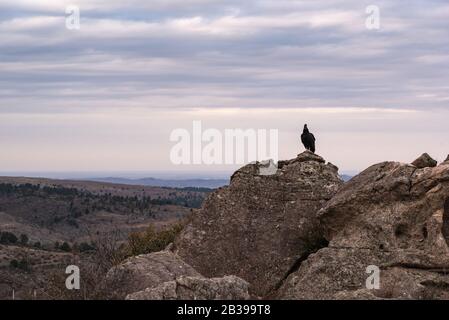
[301,124,316,153]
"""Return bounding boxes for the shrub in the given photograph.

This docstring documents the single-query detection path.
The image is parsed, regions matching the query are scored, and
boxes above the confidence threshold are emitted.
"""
[20,234,29,245]
[60,242,71,252]
[67,218,79,228]
[10,258,30,271]
[0,232,18,244]
[126,223,184,257]
[79,242,95,252]
[10,259,19,268]
[18,259,30,271]
[44,261,124,300]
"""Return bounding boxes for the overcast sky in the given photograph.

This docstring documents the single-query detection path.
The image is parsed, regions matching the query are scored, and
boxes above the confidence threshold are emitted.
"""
[1,0,448,175]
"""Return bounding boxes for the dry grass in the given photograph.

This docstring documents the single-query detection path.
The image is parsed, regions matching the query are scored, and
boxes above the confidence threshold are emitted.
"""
[40,220,187,300]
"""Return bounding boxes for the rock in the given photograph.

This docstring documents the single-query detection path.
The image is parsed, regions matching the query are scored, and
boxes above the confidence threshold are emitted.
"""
[126,275,250,300]
[277,150,325,169]
[174,151,343,297]
[127,280,178,300]
[106,250,201,298]
[258,159,278,176]
[278,160,449,299]
[412,153,437,168]
[326,162,339,173]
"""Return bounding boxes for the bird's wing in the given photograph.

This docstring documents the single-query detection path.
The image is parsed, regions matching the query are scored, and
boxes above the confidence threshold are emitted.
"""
[311,134,316,141]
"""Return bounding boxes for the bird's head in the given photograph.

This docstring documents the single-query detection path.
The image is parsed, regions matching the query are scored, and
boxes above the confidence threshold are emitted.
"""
[303,124,309,133]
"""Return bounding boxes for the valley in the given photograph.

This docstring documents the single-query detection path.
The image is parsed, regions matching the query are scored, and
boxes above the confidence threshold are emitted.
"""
[0,176,212,299]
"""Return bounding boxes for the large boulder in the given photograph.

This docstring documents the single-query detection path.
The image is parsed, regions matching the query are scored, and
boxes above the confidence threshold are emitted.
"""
[278,158,449,299]
[126,275,250,300]
[106,250,201,298]
[174,151,343,297]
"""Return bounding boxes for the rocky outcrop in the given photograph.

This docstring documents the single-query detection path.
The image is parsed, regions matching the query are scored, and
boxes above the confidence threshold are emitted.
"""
[174,151,343,297]
[108,151,449,300]
[106,250,201,298]
[278,158,449,299]
[126,275,250,300]
[107,250,250,300]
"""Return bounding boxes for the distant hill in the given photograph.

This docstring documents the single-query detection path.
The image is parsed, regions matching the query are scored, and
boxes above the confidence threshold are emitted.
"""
[0,176,211,245]
[0,176,214,299]
[88,177,229,189]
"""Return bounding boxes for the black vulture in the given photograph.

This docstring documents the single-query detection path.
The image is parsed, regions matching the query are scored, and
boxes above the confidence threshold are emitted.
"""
[301,124,316,153]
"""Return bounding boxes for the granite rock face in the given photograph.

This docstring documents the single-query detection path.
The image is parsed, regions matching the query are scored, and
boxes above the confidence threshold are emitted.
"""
[174,151,343,297]
[278,158,449,299]
[126,275,250,300]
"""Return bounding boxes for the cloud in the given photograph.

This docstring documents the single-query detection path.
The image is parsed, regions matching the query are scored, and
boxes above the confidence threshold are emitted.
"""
[1,0,448,114]
[1,0,449,171]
